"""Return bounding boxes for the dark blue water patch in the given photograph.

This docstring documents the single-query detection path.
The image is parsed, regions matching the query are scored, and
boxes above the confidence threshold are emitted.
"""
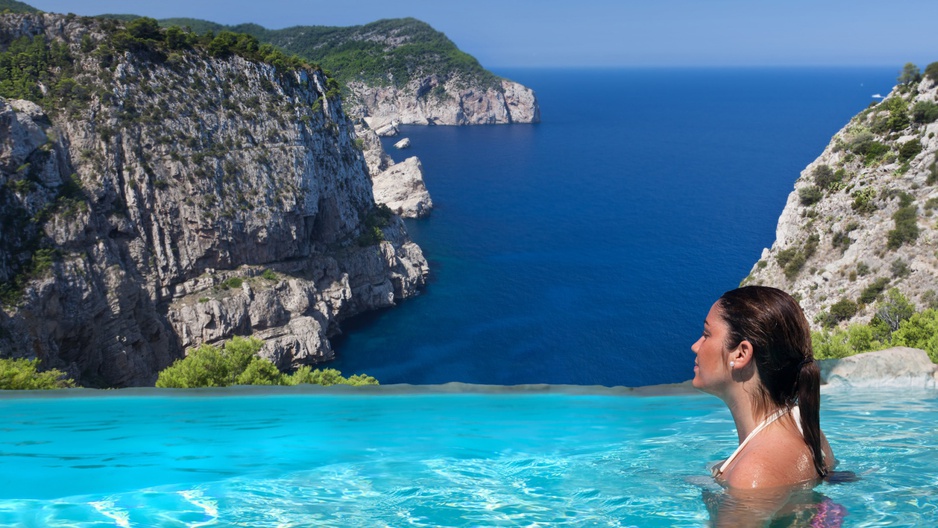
[332,67,897,387]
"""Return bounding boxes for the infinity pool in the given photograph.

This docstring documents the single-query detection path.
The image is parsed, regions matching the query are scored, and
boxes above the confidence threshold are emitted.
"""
[0,386,935,527]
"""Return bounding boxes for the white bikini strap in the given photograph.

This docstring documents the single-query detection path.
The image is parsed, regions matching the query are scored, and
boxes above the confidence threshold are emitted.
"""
[716,406,790,475]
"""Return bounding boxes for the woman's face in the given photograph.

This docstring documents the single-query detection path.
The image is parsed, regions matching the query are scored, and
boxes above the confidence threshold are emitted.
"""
[691,301,733,395]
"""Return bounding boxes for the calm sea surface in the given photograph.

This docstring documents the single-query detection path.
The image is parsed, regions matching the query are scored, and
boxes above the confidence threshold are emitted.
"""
[331,68,898,387]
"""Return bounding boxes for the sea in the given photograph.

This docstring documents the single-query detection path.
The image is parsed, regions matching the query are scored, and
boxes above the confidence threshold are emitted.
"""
[331,67,899,388]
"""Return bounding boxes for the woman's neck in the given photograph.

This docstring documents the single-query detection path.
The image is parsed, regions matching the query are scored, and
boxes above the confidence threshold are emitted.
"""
[723,389,781,444]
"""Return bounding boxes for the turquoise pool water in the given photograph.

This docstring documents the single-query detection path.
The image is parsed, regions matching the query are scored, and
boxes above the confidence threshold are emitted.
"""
[0,387,935,527]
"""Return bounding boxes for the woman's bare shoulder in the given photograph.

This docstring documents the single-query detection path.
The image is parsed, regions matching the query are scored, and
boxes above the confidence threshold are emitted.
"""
[723,430,817,489]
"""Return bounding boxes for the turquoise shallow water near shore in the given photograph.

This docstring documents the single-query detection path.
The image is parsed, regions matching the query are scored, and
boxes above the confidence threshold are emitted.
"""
[1,387,936,526]
[332,67,898,387]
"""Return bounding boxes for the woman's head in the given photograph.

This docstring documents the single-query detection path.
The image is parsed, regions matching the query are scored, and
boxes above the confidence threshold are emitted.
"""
[711,285,827,477]
[716,286,813,408]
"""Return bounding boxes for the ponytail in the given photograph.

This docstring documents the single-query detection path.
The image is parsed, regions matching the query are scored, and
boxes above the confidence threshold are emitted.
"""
[796,358,827,478]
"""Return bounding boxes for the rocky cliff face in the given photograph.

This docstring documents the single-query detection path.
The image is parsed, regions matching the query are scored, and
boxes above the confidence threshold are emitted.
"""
[743,73,938,326]
[354,122,431,218]
[0,13,428,386]
[348,77,540,128]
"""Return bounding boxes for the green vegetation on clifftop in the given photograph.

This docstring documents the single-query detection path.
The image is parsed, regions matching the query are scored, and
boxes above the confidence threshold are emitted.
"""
[113,15,501,92]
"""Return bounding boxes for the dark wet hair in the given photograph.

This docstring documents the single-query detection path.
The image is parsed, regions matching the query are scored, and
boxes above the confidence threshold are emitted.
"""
[717,285,827,478]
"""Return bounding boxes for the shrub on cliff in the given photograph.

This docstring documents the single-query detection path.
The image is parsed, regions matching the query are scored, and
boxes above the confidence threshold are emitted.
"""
[155,336,379,388]
[886,193,919,250]
[0,358,75,390]
[898,139,923,163]
[829,298,859,322]
[798,185,823,206]
[911,101,938,124]
[859,277,890,305]
[812,164,842,190]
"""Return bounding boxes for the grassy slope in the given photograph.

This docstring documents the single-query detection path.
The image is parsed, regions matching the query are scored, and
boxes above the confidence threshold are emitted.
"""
[0,0,38,13]
[141,15,501,91]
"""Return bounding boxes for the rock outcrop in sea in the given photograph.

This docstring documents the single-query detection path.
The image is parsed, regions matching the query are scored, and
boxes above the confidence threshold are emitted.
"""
[743,71,938,326]
[354,123,431,218]
[0,13,428,387]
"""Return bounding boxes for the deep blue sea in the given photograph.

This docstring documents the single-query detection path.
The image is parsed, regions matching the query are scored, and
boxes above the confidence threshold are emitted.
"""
[331,68,898,387]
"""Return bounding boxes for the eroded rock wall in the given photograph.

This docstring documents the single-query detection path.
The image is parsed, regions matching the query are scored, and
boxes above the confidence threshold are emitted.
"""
[0,13,427,386]
[743,74,938,326]
[348,76,540,128]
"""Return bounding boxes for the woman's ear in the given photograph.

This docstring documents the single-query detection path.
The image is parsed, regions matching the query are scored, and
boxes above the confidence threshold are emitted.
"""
[731,340,754,368]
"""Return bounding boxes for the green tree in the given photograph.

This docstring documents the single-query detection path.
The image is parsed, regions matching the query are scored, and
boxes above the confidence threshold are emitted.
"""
[126,17,162,41]
[156,337,380,387]
[898,62,921,85]
[282,366,378,386]
[0,358,75,390]
[925,61,938,83]
[812,324,886,360]
[155,336,265,388]
[875,288,915,331]
[235,357,283,385]
[892,309,938,363]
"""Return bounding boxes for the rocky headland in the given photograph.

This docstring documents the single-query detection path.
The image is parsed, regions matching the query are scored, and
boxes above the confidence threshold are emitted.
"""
[0,13,428,387]
[743,69,938,329]
[233,17,541,128]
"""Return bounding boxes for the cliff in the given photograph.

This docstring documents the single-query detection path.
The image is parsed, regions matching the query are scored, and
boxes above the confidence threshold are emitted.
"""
[347,75,539,128]
[149,17,541,127]
[0,13,428,387]
[743,69,938,327]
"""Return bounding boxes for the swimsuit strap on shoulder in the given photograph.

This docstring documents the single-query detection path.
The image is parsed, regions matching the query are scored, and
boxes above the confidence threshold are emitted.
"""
[715,406,791,476]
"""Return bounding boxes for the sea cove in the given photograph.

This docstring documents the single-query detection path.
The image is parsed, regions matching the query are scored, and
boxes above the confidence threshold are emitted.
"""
[332,67,899,387]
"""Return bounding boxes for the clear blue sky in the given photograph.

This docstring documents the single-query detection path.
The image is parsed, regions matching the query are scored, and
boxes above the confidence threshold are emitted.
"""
[27,0,938,69]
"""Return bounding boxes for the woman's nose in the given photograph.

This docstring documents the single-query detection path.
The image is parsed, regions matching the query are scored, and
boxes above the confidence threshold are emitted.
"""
[691,337,702,353]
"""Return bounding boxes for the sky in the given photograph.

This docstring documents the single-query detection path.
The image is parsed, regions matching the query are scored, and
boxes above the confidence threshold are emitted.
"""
[25,1,938,69]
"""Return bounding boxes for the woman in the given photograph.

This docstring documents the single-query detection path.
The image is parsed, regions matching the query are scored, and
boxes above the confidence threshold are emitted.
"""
[692,286,835,489]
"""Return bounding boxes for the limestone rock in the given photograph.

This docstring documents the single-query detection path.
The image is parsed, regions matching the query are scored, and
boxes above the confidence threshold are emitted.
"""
[354,123,394,175]
[374,122,400,137]
[353,123,433,219]
[394,138,411,149]
[372,157,432,218]
[0,13,428,387]
[820,347,937,388]
[743,74,938,326]
[346,73,541,127]
[501,80,541,124]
